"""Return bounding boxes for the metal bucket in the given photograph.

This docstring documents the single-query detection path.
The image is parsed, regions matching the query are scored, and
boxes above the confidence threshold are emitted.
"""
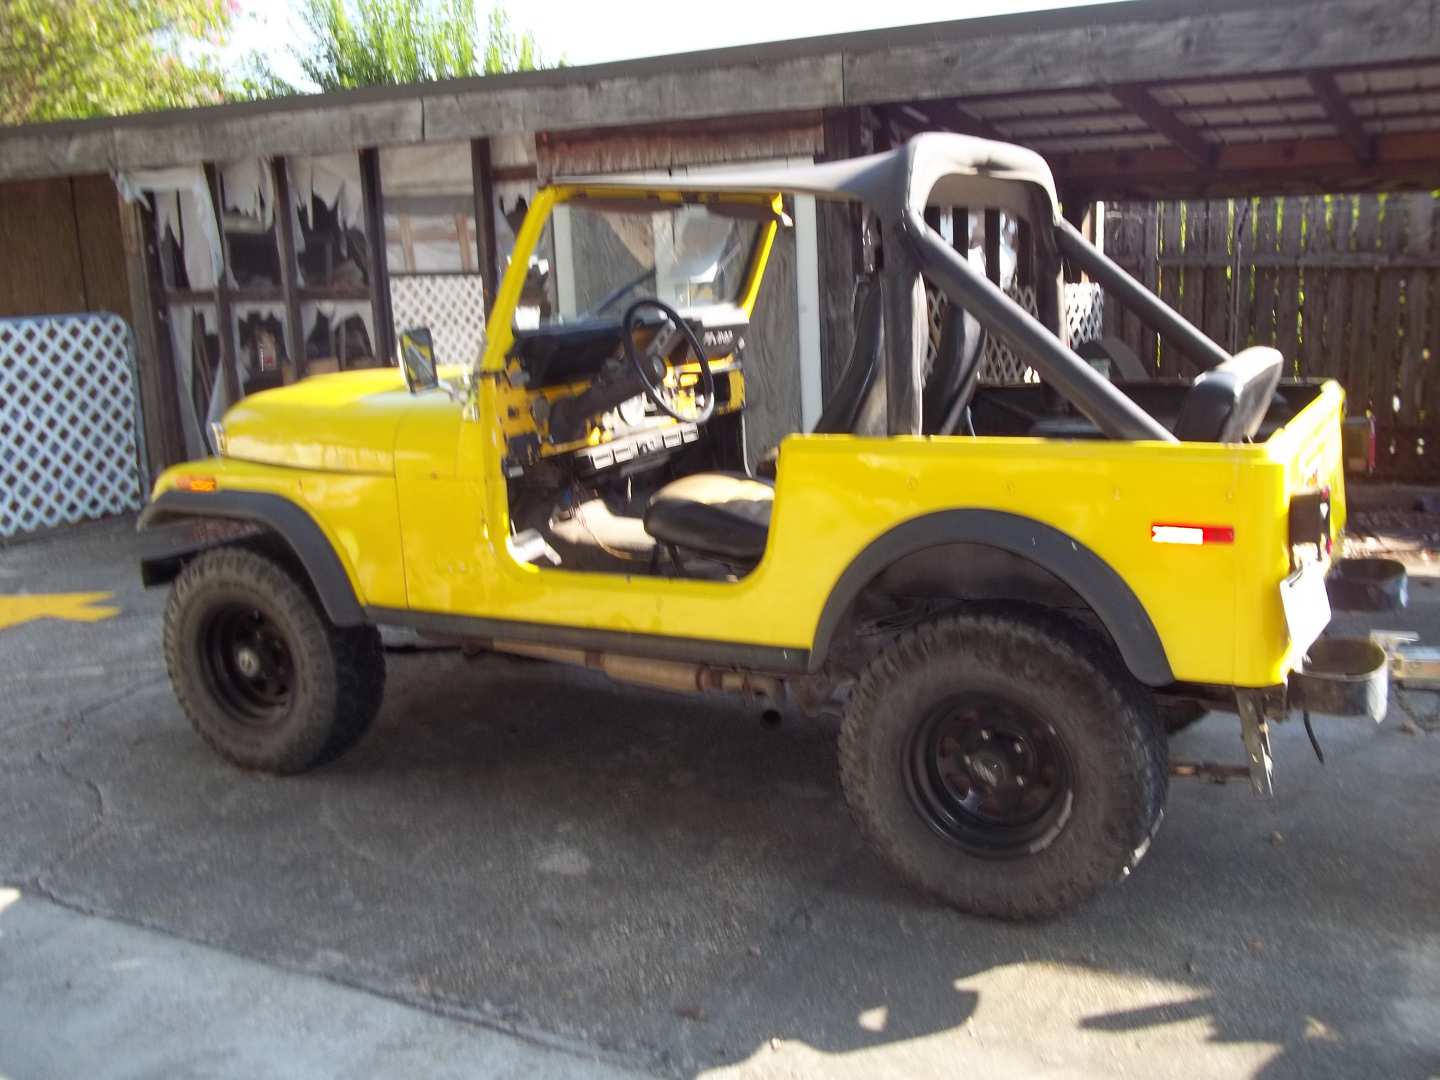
[1326,558,1407,612]
[1289,637,1389,722]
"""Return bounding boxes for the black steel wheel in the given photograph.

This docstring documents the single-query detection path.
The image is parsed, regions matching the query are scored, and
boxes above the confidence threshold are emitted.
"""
[164,545,385,774]
[199,604,296,726]
[839,606,1167,919]
[905,693,1074,858]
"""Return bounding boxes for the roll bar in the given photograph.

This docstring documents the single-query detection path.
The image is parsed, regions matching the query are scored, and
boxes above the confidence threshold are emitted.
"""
[1053,218,1232,373]
[901,208,1178,443]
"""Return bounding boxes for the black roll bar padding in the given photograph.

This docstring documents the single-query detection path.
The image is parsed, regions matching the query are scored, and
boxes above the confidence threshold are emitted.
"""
[901,208,1178,443]
[1054,217,1232,373]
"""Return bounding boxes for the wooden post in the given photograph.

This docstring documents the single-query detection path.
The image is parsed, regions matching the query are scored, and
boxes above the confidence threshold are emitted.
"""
[121,198,185,471]
[358,148,395,364]
[202,162,241,405]
[471,137,499,314]
[815,107,862,395]
[270,158,307,379]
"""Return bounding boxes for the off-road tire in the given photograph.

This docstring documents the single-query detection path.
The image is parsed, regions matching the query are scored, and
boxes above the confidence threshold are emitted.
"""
[163,546,385,774]
[839,607,1167,919]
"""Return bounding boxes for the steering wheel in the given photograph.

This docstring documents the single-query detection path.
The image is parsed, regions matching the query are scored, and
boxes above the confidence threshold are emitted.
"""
[621,298,716,425]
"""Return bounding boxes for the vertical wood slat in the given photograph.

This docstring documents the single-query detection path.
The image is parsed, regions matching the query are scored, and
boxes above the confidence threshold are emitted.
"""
[123,198,186,472]
[470,137,499,316]
[1231,197,1255,355]
[1251,197,1278,352]
[70,175,134,323]
[269,158,307,379]
[1347,197,1380,413]
[1138,202,1159,372]
[202,162,241,407]
[1298,197,1328,378]
[1203,198,1230,350]
[1180,200,1207,350]
[1371,195,1408,425]
[1423,196,1440,429]
[358,148,395,366]
[1275,199,1303,374]
[1158,202,1183,376]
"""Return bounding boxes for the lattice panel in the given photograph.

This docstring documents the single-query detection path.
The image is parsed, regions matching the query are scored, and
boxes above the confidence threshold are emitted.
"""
[1066,283,1105,347]
[389,274,488,369]
[1,314,147,538]
[924,282,1106,386]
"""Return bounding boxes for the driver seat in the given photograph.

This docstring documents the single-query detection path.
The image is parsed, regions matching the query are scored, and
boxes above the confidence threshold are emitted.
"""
[640,280,890,565]
[643,472,774,563]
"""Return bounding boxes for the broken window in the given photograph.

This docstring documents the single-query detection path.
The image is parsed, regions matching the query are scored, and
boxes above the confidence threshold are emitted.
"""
[289,153,370,289]
[218,160,282,288]
[302,301,377,374]
[233,304,290,393]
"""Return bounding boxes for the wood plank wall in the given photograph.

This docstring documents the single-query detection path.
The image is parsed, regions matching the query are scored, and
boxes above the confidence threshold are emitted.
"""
[0,175,132,322]
[1105,193,1440,480]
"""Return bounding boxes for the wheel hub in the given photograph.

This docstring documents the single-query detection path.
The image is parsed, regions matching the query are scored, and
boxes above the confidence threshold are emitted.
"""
[967,748,1009,789]
[199,604,295,727]
[234,646,262,679]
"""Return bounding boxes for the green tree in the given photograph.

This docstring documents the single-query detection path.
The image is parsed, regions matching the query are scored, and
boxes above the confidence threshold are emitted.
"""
[0,0,233,125]
[289,0,552,93]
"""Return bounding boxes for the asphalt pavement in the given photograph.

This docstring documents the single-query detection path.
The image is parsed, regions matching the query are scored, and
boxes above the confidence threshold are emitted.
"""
[1,516,1437,1078]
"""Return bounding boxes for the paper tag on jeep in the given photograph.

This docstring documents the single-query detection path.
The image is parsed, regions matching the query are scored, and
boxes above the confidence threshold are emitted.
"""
[1281,562,1331,660]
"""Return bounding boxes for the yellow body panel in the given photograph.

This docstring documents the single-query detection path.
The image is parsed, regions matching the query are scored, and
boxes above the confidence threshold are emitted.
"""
[150,184,1349,691]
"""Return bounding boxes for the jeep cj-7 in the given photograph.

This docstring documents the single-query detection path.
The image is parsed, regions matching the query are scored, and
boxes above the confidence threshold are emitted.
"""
[138,135,1397,918]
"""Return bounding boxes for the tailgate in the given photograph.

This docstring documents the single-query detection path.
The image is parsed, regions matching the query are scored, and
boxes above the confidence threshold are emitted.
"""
[1232,382,1349,687]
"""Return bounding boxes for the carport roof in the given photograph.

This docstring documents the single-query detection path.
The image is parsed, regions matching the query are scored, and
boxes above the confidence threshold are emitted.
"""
[2,0,1440,197]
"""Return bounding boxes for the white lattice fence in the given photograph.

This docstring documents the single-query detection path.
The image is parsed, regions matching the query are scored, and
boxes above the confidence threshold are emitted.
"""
[924,282,1106,385]
[1,314,148,538]
[389,274,488,368]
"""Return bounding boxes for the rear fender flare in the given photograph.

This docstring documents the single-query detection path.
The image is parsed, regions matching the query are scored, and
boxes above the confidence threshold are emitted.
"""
[137,490,366,626]
[810,509,1174,686]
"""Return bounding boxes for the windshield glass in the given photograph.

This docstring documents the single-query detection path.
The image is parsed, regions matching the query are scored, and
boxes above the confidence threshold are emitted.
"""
[516,201,762,329]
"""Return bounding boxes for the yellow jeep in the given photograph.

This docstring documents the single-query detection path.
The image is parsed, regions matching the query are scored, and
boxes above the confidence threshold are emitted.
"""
[138,134,1389,918]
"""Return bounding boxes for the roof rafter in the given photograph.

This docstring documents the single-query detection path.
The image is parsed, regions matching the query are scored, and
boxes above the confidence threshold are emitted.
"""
[1307,71,1377,163]
[907,99,1008,141]
[1107,83,1217,167]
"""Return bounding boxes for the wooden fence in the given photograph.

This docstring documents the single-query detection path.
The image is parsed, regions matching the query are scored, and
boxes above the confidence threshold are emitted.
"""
[1104,193,1440,479]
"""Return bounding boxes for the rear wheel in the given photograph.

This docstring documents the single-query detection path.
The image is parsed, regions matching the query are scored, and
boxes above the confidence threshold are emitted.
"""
[163,546,384,774]
[839,608,1167,919]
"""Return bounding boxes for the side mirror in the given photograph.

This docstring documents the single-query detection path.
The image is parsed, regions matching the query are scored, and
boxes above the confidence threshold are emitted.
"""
[399,326,438,394]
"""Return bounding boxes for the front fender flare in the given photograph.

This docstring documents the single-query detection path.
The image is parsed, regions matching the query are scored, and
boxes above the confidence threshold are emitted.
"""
[810,510,1174,686]
[137,490,366,627]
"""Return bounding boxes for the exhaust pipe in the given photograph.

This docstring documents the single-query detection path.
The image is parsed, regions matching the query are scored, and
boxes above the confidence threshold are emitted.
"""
[484,640,787,701]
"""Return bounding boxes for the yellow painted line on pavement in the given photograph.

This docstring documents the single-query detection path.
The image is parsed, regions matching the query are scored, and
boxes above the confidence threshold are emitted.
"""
[0,592,120,632]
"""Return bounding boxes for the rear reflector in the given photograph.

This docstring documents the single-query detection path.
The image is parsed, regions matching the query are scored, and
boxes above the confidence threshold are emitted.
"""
[1151,523,1235,545]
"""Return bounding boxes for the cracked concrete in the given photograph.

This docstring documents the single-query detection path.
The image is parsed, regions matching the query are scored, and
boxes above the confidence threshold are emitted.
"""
[2,516,1439,1078]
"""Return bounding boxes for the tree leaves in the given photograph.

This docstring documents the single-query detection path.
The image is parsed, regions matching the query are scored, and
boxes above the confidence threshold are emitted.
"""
[0,0,232,124]
[286,0,552,93]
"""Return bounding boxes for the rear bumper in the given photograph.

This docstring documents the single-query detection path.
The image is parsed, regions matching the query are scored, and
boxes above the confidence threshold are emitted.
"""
[1284,556,1406,722]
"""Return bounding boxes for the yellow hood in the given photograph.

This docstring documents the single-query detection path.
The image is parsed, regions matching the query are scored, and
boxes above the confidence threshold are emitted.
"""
[220,368,420,474]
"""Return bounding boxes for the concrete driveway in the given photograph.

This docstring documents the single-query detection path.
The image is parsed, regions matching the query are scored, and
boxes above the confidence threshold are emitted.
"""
[1,518,1438,1078]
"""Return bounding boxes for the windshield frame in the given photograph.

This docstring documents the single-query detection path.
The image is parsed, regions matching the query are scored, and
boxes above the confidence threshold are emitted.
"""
[479,186,780,374]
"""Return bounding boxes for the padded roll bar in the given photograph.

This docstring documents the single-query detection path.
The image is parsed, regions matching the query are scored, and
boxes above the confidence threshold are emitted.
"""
[1054,218,1232,373]
[902,209,1177,443]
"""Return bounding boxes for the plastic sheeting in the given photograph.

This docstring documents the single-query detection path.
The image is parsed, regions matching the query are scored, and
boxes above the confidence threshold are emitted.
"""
[218,159,275,230]
[290,153,363,232]
[116,166,222,290]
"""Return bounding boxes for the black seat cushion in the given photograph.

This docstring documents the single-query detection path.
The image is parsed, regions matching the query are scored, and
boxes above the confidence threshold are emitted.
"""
[643,472,774,561]
[1173,346,1284,442]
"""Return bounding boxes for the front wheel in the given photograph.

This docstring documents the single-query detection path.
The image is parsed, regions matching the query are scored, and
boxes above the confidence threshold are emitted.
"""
[163,546,385,774]
[839,608,1167,919]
